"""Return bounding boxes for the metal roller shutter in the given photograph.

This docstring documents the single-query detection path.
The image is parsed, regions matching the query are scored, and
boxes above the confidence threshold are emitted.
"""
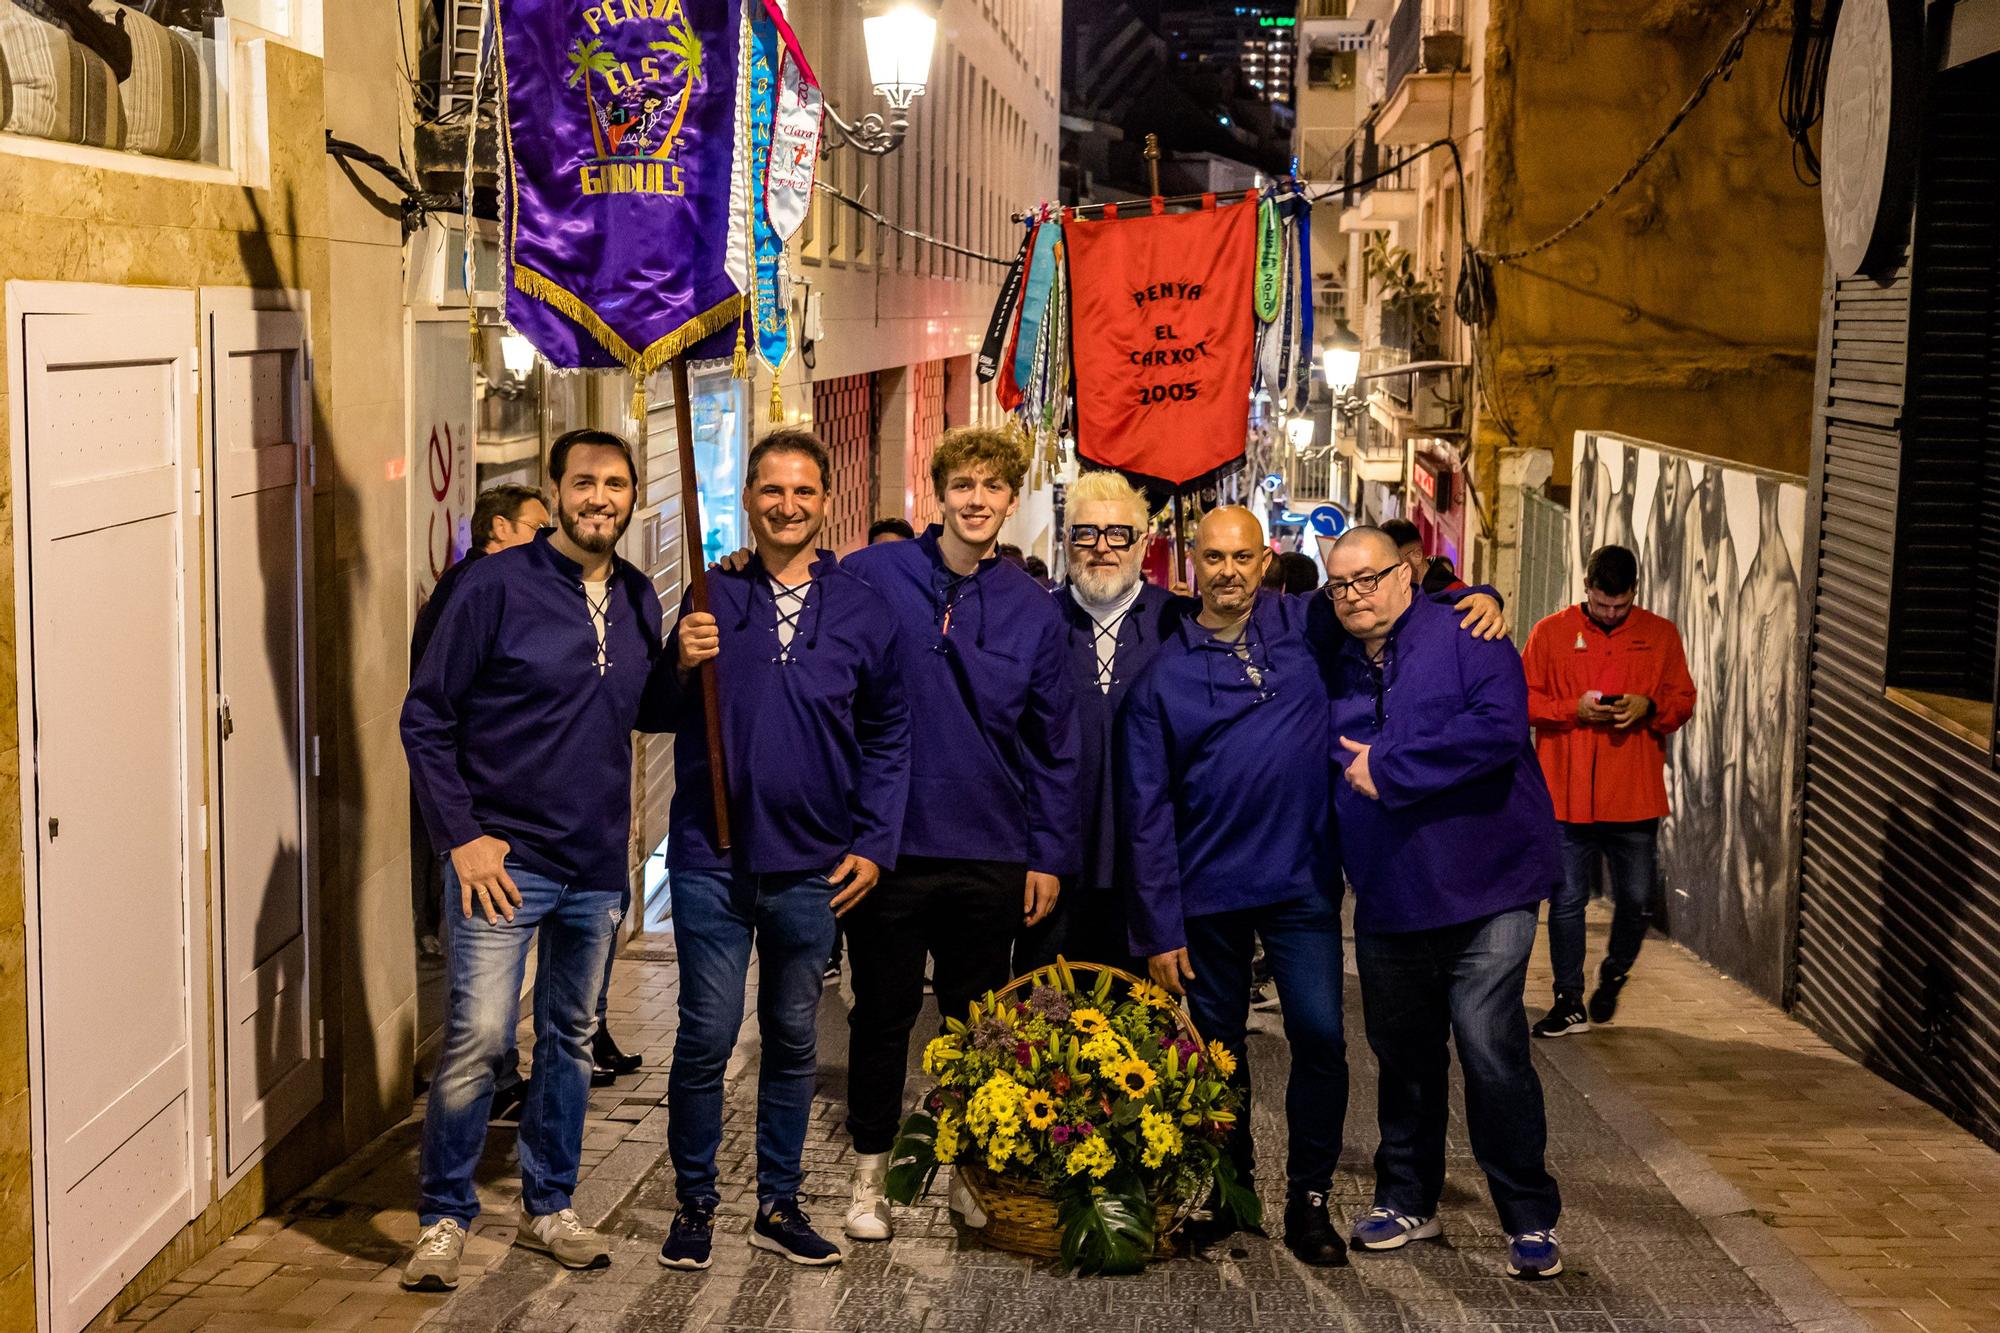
[813,372,879,554]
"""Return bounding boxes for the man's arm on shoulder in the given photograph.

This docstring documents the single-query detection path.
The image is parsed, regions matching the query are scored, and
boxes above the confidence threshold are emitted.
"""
[1369,629,1532,809]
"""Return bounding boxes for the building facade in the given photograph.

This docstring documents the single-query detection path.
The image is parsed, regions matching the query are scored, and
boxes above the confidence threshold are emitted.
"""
[0,2,1056,1330]
[1793,0,2000,1149]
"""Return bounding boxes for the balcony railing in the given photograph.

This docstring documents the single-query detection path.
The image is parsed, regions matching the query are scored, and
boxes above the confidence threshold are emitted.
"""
[1384,0,1467,103]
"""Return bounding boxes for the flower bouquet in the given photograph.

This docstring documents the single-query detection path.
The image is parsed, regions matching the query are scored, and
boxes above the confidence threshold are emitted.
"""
[884,958,1259,1274]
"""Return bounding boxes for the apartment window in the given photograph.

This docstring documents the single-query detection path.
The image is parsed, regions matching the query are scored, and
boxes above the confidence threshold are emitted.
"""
[1886,55,2000,745]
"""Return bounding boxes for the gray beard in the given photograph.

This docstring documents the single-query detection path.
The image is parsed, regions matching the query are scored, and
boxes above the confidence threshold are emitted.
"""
[1072,563,1141,608]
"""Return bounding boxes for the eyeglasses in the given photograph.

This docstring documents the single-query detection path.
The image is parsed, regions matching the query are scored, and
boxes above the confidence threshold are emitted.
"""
[1068,523,1138,549]
[1325,565,1403,600]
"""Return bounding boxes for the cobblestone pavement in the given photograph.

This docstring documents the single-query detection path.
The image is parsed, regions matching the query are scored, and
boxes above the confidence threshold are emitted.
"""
[110,916,1795,1333]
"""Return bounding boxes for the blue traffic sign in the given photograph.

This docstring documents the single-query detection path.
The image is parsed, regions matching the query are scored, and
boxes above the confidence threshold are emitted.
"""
[1308,505,1348,537]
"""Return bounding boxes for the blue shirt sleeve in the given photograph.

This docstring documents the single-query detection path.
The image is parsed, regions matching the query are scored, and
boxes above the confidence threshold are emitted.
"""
[849,617,912,869]
[400,567,502,853]
[644,588,699,733]
[1368,631,1531,809]
[1020,608,1082,876]
[1117,675,1184,956]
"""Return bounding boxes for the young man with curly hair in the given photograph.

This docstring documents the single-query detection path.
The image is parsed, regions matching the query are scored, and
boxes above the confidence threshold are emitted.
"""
[836,426,1081,1240]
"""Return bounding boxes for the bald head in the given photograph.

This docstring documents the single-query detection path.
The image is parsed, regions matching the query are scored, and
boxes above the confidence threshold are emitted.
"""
[1193,506,1270,622]
[1326,524,1414,642]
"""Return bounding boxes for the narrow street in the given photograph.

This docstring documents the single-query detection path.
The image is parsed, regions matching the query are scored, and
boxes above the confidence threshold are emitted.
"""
[107,911,2000,1333]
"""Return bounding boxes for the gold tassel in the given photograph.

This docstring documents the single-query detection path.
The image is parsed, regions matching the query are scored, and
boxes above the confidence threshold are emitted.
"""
[769,378,784,422]
[732,316,749,379]
[512,265,741,378]
[630,375,648,425]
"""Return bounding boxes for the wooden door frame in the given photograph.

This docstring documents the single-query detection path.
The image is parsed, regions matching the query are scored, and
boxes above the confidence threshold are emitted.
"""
[196,287,320,1194]
[6,280,215,1333]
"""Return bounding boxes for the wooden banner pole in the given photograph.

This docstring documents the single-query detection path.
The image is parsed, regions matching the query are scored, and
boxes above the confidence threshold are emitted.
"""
[1142,132,1188,587]
[670,355,732,850]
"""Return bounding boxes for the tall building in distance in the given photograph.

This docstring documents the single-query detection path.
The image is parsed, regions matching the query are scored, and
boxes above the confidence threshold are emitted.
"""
[1160,3,1299,110]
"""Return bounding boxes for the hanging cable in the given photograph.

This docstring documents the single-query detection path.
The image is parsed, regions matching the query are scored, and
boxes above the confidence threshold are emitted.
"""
[813,180,1012,267]
[1779,0,1839,184]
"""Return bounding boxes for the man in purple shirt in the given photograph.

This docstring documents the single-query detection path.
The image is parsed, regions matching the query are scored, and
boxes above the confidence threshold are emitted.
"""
[1323,526,1565,1281]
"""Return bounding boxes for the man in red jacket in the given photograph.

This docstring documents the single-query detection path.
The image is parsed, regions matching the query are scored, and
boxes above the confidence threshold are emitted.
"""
[1522,545,1696,1036]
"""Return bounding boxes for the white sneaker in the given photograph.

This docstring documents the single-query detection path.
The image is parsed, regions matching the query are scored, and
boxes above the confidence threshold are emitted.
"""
[401,1218,465,1291]
[947,1171,987,1228]
[514,1204,612,1269]
[844,1151,894,1241]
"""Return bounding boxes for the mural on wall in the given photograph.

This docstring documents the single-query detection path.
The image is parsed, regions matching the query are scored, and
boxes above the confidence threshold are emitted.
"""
[1572,432,1808,1000]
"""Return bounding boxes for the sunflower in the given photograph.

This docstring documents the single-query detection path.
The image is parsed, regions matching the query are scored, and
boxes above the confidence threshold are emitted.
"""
[1069,1007,1110,1035]
[1113,1058,1157,1098]
[1021,1089,1057,1130]
[1128,980,1176,1010]
[1205,1040,1238,1079]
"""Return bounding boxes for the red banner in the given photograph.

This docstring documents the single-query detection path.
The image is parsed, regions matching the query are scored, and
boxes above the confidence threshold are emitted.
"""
[1065,193,1259,485]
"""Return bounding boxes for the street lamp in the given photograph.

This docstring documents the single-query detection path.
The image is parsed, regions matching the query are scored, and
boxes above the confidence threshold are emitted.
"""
[1322,337,1361,398]
[823,2,937,157]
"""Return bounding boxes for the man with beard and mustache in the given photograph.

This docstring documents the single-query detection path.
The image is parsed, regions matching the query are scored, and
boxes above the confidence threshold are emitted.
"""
[399,429,672,1288]
[1022,468,1189,973]
[834,426,1079,1242]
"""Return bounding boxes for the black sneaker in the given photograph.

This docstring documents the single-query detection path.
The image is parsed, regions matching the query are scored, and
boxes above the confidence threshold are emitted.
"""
[658,1200,716,1270]
[1531,997,1590,1039]
[1283,1190,1348,1267]
[592,1027,644,1083]
[751,1200,842,1266]
[489,1079,528,1123]
[1587,966,1629,1025]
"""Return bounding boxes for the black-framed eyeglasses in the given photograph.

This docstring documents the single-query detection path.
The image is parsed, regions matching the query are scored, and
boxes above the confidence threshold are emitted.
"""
[1325,565,1404,600]
[1068,523,1138,549]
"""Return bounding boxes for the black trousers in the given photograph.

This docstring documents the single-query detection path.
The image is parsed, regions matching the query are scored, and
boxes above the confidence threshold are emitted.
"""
[1014,882,1141,976]
[844,856,1024,1154]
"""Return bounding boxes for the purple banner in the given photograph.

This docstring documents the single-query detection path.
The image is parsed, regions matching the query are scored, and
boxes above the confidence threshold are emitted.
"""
[496,0,745,373]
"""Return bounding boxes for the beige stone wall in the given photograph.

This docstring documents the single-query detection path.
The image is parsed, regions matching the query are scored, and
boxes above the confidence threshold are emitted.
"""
[1477,0,1822,487]
[0,7,417,1326]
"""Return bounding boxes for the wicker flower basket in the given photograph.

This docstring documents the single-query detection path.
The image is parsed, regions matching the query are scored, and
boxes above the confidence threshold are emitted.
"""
[952,960,1210,1261]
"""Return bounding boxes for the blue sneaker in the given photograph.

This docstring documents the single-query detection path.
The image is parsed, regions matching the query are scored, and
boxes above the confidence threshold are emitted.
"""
[1349,1206,1442,1251]
[1506,1229,1564,1279]
[751,1199,843,1267]
[658,1200,715,1270]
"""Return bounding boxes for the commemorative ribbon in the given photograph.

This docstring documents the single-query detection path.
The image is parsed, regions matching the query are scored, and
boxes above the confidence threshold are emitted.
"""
[1254,197,1282,324]
[1011,219,1062,393]
[744,1,789,417]
[764,1,820,240]
[978,224,1035,382]
[494,0,745,398]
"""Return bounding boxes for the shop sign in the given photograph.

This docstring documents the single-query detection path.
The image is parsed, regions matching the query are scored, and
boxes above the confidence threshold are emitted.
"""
[1414,456,1453,512]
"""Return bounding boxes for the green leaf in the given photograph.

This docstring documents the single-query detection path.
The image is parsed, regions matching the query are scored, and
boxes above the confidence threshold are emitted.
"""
[1056,1169,1154,1275]
[1212,1157,1263,1231]
[1092,970,1113,1004]
[885,1111,940,1204]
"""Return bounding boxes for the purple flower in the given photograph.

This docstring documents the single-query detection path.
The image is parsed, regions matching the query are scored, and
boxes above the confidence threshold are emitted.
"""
[1024,985,1073,1023]
[1052,1125,1073,1145]
[1015,1041,1032,1065]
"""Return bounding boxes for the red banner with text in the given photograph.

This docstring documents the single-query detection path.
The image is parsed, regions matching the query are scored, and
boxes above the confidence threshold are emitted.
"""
[1064,193,1258,485]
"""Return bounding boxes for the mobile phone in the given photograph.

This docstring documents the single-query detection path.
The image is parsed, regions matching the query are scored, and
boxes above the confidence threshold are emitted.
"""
[1598,694,1625,707]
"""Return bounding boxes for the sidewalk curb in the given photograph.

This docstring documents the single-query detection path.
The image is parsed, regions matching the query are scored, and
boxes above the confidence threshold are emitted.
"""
[1535,1034,1874,1333]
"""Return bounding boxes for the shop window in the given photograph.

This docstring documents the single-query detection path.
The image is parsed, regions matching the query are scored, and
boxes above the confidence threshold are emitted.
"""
[1885,56,2000,745]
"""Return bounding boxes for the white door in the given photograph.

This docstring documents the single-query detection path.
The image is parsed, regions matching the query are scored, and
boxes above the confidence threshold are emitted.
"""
[20,300,204,1332]
[203,295,320,1176]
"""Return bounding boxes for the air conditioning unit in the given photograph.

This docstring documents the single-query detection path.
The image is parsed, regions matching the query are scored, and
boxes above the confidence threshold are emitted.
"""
[1413,366,1467,435]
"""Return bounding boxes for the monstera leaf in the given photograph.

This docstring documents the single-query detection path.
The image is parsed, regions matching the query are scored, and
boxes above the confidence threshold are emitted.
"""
[885,1111,941,1204]
[1057,1168,1154,1276]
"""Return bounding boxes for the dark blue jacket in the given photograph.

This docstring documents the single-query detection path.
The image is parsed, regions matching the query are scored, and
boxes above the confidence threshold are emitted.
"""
[1324,592,1561,934]
[661,551,911,875]
[1118,592,1337,957]
[1055,581,1194,894]
[401,530,671,892]
[842,527,1080,874]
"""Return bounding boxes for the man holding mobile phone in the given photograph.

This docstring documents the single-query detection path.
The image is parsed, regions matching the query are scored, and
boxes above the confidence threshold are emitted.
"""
[1522,545,1697,1037]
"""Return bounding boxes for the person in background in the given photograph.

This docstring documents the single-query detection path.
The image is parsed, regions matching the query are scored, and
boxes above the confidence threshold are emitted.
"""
[410,484,549,1121]
[1277,550,1320,594]
[399,429,673,1288]
[1022,553,1053,588]
[868,516,915,543]
[1379,517,1466,595]
[1523,545,1696,1037]
[1322,526,1564,1281]
[1120,506,1350,1266]
[654,429,910,1271]
[1029,469,1188,975]
[836,427,1079,1242]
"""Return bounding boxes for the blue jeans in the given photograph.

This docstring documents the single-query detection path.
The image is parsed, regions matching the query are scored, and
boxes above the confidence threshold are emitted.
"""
[666,868,839,1206]
[418,861,624,1224]
[1549,819,1659,999]
[1354,907,1560,1234]
[1182,890,1347,1195]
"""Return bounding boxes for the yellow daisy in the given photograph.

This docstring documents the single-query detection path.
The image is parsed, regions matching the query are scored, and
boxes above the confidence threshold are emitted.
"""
[1070,1007,1110,1035]
[1128,980,1177,1010]
[1113,1058,1157,1099]
[1021,1089,1057,1130]
[1206,1040,1238,1079]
